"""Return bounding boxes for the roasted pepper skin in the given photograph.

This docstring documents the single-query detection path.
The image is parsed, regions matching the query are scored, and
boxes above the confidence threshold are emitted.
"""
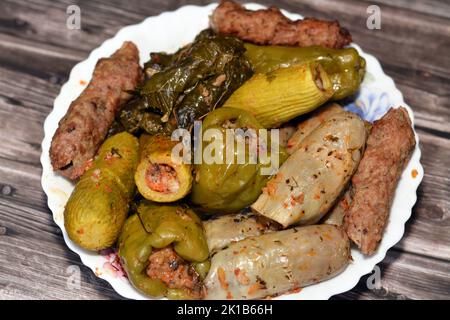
[118,201,209,299]
[190,108,288,214]
[64,132,139,251]
[244,44,366,100]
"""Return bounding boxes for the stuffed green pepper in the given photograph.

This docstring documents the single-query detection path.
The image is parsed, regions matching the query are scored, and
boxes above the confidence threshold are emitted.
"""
[118,201,210,299]
[244,43,366,100]
[190,107,288,214]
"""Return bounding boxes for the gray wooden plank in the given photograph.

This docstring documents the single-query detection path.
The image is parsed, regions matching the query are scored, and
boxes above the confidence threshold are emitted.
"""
[364,0,450,19]
[335,249,450,300]
[392,131,450,260]
[0,224,123,300]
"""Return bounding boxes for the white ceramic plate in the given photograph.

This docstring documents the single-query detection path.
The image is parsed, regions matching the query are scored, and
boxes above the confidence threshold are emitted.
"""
[40,3,424,300]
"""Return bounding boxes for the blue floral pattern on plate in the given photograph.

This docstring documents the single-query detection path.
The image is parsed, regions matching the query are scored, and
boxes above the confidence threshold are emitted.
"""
[343,72,392,122]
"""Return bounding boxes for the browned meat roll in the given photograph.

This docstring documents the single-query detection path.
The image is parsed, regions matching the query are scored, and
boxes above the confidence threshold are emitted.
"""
[210,0,352,48]
[50,41,142,180]
[344,107,416,255]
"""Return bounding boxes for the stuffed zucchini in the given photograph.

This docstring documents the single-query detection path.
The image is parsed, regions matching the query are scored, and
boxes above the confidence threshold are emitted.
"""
[64,132,139,250]
[135,134,193,202]
[223,63,334,128]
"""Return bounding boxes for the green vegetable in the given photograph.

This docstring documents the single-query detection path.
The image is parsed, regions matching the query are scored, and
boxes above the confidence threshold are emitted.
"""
[143,52,177,79]
[135,134,193,203]
[192,260,211,280]
[118,98,177,135]
[244,43,366,100]
[64,132,139,250]
[118,202,209,299]
[190,107,288,214]
[223,63,334,128]
[119,29,253,134]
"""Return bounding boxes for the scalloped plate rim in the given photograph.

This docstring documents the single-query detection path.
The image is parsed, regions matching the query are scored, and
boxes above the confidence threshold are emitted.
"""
[40,2,424,300]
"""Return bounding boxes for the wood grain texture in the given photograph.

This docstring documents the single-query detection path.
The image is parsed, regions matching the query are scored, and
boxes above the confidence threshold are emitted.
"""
[0,0,449,300]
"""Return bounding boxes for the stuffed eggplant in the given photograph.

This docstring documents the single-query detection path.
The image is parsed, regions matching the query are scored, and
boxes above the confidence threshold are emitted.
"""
[190,107,288,214]
[64,132,139,250]
[322,189,351,226]
[252,111,368,227]
[203,212,277,254]
[204,224,351,299]
[286,103,345,154]
[118,201,210,299]
[135,134,193,202]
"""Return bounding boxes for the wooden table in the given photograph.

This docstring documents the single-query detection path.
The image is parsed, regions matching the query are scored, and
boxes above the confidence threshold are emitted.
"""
[0,0,449,300]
